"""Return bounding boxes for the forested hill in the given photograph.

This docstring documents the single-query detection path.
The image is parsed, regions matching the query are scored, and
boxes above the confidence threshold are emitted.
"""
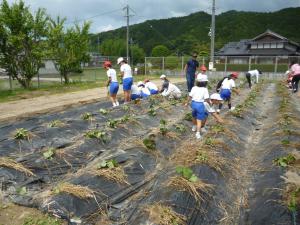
[90,7,300,56]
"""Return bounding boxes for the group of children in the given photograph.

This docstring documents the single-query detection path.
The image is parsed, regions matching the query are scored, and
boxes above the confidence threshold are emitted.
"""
[286,61,300,93]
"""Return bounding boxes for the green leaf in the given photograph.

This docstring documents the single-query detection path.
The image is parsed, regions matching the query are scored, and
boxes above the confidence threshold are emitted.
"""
[182,167,193,179]
[176,166,184,174]
[99,161,107,168]
[189,174,198,183]
[17,186,27,196]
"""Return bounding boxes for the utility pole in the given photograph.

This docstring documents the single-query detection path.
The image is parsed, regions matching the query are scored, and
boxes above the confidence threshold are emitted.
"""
[124,5,130,64]
[210,0,216,70]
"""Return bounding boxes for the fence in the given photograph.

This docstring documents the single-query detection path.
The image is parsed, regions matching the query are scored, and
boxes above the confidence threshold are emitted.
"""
[144,55,300,76]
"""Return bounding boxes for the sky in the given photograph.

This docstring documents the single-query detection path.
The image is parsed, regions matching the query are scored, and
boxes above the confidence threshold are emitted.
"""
[6,0,300,33]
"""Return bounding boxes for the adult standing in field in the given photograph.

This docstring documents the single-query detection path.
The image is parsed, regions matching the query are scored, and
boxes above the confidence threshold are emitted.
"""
[103,61,119,107]
[184,52,199,93]
[289,61,300,93]
[117,57,133,103]
[245,69,262,88]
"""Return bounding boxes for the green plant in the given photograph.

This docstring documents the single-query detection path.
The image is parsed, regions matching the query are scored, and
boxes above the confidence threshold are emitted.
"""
[196,152,208,162]
[23,215,62,225]
[48,120,65,128]
[99,108,108,115]
[122,105,130,112]
[281,139,290,145]
[288,188,300,212]
[176,166,198,182]
[14,128,30,140]
[16,186,27,196]
[159,119,168,135]
[184,112,193,121]
[85,130,107,142]
[175,124,186,133]
[43,148,56,160]
[148,107,157,116]
[211,124,225,133]
[119,115,130,123]
[107,119,118,128]
[143,138,156,150]
[97,159,118,169]
[81,112,93,120]
[274,154,296,168]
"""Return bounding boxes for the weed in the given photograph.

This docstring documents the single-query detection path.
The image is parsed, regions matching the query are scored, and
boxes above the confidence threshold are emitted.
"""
[85,130,107,142]
[175,124,186,133]
[43,148,56,160]
[184,112,193,121]
[288,188,300,212]
[48,120,65,128]
[148,107,157,116]
[143,138,156,150]
[81,112,93,121]
[14,128,30,140]
[274,154,296,168]
[146,203,186,225]
[99,108,108,115]
[107,119,118,128]
[53,183,94,199]
[0,157,34,176]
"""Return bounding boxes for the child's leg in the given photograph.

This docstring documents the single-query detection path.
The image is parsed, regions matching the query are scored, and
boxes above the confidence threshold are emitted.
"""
[196,119,202,132]
[228,98,232,109]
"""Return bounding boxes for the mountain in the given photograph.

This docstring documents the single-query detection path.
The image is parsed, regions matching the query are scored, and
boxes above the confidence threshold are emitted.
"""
[90,7,300,56]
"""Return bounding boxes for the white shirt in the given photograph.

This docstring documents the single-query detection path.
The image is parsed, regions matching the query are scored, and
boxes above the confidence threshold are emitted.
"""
[145,81,158,91]
[120,64,132,79]
[107,68,118,82]
[204,102,216,113]
[131,85,141,95]
[248,70,259,77]
[189,86,209,102]
[162,83,181,97]
[140,87,151,96]
[196,73,208,81]
[221,78,235,90]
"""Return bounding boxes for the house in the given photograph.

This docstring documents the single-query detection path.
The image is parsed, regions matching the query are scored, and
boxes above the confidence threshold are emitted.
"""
[216,30,300,64]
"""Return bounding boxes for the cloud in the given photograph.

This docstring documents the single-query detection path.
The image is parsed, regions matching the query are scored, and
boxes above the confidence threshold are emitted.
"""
[5,0,300,33]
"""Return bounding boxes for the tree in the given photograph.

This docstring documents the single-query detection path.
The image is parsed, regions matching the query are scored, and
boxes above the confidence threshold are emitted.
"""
[151,45,170,57]
[100,39,126,56]
[48,17,91,84]
[0,0,48,88]
[130,45,145,65]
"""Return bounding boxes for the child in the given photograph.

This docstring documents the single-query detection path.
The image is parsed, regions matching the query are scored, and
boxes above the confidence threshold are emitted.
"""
[131,83,142,100]
[137,81,151,99]
[202,93,224,130]
[197,65,208,82]
[103,61,119,107]
[144,79,159,95]
[245,69,262,88]
[219,72,239,111]
[160,75,182,99]
[117,57,133,103]
[185,76,210,139]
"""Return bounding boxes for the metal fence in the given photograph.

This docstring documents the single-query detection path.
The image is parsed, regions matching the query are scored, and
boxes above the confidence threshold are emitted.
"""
[144,55,300,76]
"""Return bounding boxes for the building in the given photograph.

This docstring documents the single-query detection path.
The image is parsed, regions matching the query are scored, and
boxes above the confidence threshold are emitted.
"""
[216,30,300,64]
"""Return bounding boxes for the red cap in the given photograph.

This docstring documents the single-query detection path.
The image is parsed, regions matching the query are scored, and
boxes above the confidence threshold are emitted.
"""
[144,79,150,83]
[200,65,207,71]
[231,72,239,78]
[103,61,112,68]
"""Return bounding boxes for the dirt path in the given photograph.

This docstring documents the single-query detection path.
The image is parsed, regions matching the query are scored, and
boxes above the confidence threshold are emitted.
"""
[0,78,185,123]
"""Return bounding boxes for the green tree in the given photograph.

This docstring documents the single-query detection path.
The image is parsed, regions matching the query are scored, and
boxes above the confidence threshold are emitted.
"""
[130,45,145,65]
[151,45,170,57]
[48,17,91,84]
[100,39,126,56]
[0,0,48,88]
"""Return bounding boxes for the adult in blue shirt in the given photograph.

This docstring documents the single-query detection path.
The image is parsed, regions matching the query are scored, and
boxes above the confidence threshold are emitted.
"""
[184,52,199,93]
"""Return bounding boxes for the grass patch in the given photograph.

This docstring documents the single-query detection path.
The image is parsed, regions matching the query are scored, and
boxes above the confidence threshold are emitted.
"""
[53,183,94,199]
[23,215,62,225]
[0,157,34,176]
[146,203,186,225]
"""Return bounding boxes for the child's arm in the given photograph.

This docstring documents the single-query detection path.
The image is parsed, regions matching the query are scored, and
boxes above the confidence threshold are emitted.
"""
[211,112,224,123]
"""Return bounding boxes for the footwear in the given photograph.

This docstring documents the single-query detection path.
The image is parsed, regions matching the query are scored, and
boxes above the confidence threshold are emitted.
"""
[201,127,207,133]
[112,103,117,107]
[216,109,220,114]
[230,106,235,111]
[195,132,202,139]
[192,125,196,132]
[116,101,120,106]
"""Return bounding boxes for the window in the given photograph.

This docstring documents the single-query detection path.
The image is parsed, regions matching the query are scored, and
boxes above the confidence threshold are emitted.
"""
[271,43,277,48]
[251,44,257,49]
[257,43,263,49]
[277,43,283,48]
[263,43,270,48]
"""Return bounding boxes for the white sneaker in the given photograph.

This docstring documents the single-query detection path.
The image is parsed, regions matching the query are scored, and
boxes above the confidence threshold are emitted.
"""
[112,102,117,107]
[216,109,220,114]
[201,127,207,133]
[196,132,202,139]
[192,125,196,132]
[116,101,119,106]
[230,107,235,111]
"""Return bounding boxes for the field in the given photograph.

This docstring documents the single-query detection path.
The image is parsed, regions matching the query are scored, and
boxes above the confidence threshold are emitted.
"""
[0,80,300,225]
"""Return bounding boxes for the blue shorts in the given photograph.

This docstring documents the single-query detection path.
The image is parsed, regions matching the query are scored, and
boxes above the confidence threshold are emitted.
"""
[109,82,119,95]
[220,89,231,100]
[141,92,150,99]
[191,101,208,120]
[131,94,141,100]
[123,77,133,91]
[150,89,158,95]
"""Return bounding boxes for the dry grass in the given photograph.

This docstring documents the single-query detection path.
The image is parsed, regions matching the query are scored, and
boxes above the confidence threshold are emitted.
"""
[146,203,186,225]
[282,171,300,187]
[0,157,34,176]
[54,183,94,199]
[94,167,129,185]
[167,176,212,202]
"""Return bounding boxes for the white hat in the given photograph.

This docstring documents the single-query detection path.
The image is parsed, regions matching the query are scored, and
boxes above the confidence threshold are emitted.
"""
[117,57,124,64]
[197,74,208,82]
[210,93,223,101]
[160,74,166,79]
[137,81,144,87]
